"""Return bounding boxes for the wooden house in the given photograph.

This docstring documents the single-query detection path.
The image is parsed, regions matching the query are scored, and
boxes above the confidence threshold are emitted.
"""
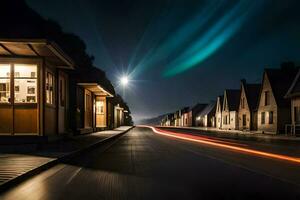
[215,96,223,129]
[0,39,74,137]
[257,64,298,134]
[196,101,216,127]
[238,80,261,131]
[69,65,114,134]
[221,90,240,130]
[285,69,300,134]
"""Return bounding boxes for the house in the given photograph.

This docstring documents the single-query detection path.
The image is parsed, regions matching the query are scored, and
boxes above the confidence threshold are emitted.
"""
[161,113,174,126]
[215,96,224,129]
[0,39,74,137]
[238,80,261,131]
[221,90,240,130]
[257,63,298,134]
[285,68,300,134]
[69,65,114,134]
[188,103,207,127]
[196,101,216,127]
[181,107,190,127]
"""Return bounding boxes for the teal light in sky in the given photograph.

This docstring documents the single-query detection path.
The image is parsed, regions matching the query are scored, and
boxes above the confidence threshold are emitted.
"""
[163,1,260,77]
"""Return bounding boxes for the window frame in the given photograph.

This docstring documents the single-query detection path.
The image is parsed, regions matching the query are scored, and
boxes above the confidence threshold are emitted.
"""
[45,71,55,105]
[261,112,265,124]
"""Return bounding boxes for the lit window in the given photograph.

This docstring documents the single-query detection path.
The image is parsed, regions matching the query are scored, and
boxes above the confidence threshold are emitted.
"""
[96,100,104,114]
[14,64,37,103]
[46,72,54,104]
[0,64,11,103]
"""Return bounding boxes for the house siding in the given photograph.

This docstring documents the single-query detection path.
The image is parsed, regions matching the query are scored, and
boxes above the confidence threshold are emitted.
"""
[257,73,278,133]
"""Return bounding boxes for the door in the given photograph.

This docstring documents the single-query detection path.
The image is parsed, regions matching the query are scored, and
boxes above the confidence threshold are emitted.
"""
[84,90,93,128]
[242,114,246,127]
[58,73,66,134]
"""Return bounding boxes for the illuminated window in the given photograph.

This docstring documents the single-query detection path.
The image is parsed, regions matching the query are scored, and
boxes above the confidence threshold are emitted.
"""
[0,64,11,103]
[96,100,104,114]
[14,64,37,103]
[46,72,54,104]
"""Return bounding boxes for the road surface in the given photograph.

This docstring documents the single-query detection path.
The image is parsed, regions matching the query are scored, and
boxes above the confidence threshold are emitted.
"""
[1,127,300,199]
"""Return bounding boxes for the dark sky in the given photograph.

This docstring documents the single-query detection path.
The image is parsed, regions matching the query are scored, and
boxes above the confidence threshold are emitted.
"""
[26,0,300,123]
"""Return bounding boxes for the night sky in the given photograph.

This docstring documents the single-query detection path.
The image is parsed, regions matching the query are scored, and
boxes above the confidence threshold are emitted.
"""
[26,0,300,123]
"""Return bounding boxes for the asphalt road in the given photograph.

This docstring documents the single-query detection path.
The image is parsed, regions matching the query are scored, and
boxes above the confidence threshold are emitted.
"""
[1,127,300,200]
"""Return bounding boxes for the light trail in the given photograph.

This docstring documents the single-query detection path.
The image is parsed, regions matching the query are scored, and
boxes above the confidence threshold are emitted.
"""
[138,125,300,165]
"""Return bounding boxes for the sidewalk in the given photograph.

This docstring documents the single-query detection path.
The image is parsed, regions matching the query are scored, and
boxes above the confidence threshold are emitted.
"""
[0,126,133,189]
[157,126,300,142]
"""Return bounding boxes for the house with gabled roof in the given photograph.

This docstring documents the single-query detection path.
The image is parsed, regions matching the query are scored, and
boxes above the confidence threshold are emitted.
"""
[238,80,261,131]
[257,63,298,134]
[187,103,207,127]
[215,96,223,129]
[196,101,216,127]
[221,89,240,130]
[285,68,300,135]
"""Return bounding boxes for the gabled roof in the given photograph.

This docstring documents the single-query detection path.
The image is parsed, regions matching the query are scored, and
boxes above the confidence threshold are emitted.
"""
[0,39,74,69]
[265,66,298,107]
[216,95,224,110]
[190,103,208,115]
[198,101,216,117]
[285,68,300,98]
[241,80,261,110]
[224,89,240,111]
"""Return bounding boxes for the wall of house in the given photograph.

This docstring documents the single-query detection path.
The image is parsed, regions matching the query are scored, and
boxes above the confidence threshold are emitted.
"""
[257,74,278,134]
[291,97,300,125]
[238,85,251,131]
[215,98,222,129]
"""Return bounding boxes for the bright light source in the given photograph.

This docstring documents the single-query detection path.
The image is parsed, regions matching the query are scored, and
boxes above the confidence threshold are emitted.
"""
[120,76,129,86]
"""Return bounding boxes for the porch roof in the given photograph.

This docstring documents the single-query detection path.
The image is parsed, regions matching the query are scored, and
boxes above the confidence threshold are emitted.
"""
[78,83,114,97]
[0,39,74,69]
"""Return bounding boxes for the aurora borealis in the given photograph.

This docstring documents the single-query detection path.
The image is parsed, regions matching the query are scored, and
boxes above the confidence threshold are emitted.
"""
[27,0,300,122]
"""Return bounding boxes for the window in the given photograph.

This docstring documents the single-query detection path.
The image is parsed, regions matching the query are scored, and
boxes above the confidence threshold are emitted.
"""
[295,107,300,124]
[269,111,273,124]
[264,91,270,106]
[261,112,265,124]
[241,97,245,109]
[96,100,104,114]
[46,72,54,104]
[242,114,246,126]
[14,64,37,103]
[0,64,11,103]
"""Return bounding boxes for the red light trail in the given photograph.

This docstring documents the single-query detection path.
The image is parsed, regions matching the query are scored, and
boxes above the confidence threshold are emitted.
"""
[138,125,300,165]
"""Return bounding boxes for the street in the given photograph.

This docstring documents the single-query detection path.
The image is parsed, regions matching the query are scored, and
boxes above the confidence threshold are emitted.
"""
[1,127,300,200]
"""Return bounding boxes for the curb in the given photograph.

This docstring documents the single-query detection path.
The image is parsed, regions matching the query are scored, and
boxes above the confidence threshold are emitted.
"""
[0,126,134,192]
[157,126,300,144]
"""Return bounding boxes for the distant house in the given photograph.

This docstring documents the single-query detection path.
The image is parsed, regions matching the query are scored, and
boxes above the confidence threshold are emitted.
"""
[181,107,190,127]
[196,101,216,127]
[238,80,261,131]
[188,104,207,127]
[69,66,114,134]
[257,64,298,134]
[285,69,300,134]
[222,90,240,130]
[215,96,224,129]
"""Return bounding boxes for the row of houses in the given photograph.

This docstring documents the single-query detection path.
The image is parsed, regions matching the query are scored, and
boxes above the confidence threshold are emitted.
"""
[0,39,131,139]
[161,63,300,135]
